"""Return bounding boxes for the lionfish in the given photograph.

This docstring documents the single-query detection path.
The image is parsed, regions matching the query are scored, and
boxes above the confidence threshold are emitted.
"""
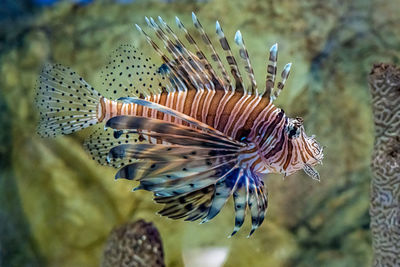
[35,13,323,237]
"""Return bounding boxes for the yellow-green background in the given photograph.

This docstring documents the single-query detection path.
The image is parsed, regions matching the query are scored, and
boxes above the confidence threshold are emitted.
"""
[1,0,399,266]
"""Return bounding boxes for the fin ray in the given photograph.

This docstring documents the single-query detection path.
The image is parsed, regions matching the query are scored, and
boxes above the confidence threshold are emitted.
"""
[35,64,100,137]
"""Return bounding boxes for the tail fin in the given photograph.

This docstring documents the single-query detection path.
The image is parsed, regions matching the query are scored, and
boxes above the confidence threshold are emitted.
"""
[35,64,101,137]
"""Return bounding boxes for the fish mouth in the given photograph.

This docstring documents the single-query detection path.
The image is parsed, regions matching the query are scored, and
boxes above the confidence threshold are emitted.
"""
[300,133,323,180]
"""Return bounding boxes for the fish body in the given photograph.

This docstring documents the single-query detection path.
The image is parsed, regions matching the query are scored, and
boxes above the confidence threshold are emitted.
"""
[98,90,320,176]
[35,13,323,236]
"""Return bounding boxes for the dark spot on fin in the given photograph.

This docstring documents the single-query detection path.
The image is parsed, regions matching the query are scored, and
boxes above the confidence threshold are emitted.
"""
[113,130,123,139]
[158,63,169,75]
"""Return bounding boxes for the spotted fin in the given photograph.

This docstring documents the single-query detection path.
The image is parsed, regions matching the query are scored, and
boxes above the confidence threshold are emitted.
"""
[99,44,167,100]
[104,115,266,236]
[35,64,101,137]
[84,127,145,168]
[155,185,215,221]
[201,168,241,223]
[230,175,248,237]
[247,171,268,237]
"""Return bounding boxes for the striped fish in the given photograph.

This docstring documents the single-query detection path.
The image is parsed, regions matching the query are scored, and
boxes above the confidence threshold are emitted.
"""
[35,13,323,237]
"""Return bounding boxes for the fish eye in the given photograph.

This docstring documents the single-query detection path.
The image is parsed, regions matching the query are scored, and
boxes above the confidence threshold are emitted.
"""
[287,118,302,139]
[287,125,300,139]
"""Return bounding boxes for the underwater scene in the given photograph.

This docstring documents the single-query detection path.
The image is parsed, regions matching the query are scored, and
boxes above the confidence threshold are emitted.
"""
[1,0,399,266]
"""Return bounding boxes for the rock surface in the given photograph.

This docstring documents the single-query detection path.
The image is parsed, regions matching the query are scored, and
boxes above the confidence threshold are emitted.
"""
[102,219,165,267]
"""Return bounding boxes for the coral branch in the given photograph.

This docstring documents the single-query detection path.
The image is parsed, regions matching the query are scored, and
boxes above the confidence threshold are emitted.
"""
[368,63,400,266]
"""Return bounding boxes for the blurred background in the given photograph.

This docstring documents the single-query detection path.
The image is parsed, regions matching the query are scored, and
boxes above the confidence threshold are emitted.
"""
[1,0,399,266]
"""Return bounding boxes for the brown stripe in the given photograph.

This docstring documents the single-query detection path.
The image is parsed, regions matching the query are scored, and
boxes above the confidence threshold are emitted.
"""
[292,141,299,163]
[283,140,293,171]
[147,94,154,118]
[236,97,270,139]
[157,90,168,120]
[227,95,254,137]
[171,92,178,123]
[263,80,273,98]
[264,119,287,159]
[260,111,285,145]
[98,96,106,122]
[207,90,225,126]
[216,92,244,133]
[183,89,197,116]
[137,102,143,117]
[116,102,123,115]
[251,157,262,170]
[128,103,132,115]
[196,90,208,121]
[109,99,113,117]
[273,139,288,165]
[302,136,313,160]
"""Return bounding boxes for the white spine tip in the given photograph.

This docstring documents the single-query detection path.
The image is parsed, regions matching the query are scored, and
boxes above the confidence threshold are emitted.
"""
[282,63,292,77]
[135,24,142,32]
[175,16,182,27]
[234,30,243,46]
[144,16,150,25]
[216,21,224,37]
[150,17,156,26]
[158,16,165,26]
[192,12,199,27]
[270,43,278,53]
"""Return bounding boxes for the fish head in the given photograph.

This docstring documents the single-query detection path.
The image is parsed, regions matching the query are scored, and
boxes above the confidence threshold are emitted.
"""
[284,117,324,179]
[258,116,323,180]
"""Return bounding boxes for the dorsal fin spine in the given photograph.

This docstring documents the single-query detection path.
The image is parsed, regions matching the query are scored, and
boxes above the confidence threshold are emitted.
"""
[135,24,188,91]
[263,43,278,100]
[234,30,258,96]
[157,16,216,91]
[215,20,244,93]
[146,16,204,91]
[271,62,292,101]
[186,13,231,90]
[175,16,229,91]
